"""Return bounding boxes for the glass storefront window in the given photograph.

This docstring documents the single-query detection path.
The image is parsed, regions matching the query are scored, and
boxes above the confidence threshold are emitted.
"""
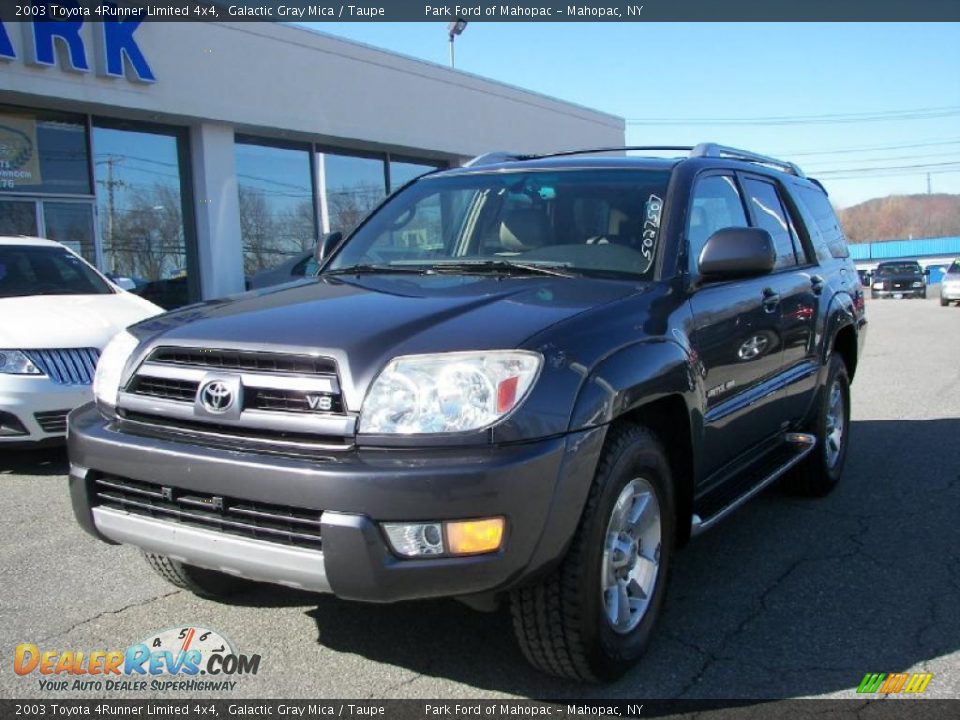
[93,122,195,309]
[42,201,96,262]
[389,159,443,192]
[235,139,315,287]
[0,107,90,195]
[319,152,386,235]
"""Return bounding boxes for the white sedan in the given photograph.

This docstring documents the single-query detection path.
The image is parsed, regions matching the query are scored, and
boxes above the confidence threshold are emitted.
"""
[0,237,163,446]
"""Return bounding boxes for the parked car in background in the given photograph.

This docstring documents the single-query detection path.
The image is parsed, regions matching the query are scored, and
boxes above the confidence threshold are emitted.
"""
[0,237,162,447]
[941,258,960,307]
[870,260,927,299]
[247,251,318,290]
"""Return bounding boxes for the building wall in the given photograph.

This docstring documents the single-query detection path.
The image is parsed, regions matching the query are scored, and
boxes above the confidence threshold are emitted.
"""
[0,22,624,158]
[0,21,625,305]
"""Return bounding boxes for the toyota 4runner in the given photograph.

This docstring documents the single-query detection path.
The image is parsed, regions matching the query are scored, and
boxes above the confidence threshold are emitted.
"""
[69,144,867,682]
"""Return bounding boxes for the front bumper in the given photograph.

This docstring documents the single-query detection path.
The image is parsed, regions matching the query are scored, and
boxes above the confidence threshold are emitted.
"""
[68,403,605,602]
[871,287,925,298]
[0,374,91,444]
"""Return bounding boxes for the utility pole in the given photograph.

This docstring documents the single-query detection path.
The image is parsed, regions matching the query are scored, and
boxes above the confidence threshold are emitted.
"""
[95,156,125,272]
[926,172,932,194]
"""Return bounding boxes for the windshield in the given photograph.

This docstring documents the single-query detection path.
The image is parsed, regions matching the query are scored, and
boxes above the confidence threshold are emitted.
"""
[876,263,922,275]
[0,245,113,299]
[947,260,960,275]
[327,169,672,279]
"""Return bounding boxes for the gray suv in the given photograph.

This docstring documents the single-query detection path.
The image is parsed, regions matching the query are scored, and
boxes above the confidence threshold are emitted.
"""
[69,145,866,681]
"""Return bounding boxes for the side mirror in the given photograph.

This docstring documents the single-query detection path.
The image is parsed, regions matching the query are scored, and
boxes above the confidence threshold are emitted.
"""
[314,231,343,265]
[698,227,776,280]
[923,267,930,276]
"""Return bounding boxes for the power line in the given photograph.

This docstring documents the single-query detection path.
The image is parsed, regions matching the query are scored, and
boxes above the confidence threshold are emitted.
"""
[780,138,960,157]
[626,105,960,126]
[804,151,960,169]
[814,161,960,175]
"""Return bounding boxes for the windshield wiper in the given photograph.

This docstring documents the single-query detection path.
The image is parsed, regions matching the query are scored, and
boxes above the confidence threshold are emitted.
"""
[425,260,577,278]
[323,264,436,276]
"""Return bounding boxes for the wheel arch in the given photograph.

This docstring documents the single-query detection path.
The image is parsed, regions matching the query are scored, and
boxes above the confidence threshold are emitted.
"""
[568,340,701,547]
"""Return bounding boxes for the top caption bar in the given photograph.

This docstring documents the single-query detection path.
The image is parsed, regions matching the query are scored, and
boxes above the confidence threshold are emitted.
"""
[0,0,959,21]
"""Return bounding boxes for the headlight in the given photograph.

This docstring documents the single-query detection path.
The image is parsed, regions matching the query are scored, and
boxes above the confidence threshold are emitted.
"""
[0,350,42,375]
[872,281,884,289]
[92,331,140,409]
[912,281,923,288]
[360,351,541,434]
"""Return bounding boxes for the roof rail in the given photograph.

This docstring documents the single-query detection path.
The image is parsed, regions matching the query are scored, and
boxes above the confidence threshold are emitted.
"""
[691,143,805,177]
[462,152,529,167]
[462,144,806,177]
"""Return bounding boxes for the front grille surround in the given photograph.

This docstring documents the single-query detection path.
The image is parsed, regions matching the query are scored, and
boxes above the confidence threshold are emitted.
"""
[91,474,323,550]
[149,347,338,376]
[24,348,100,385]
[119,346,354,448]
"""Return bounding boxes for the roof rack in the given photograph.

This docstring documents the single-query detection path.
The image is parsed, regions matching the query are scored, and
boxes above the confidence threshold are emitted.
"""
[463,144,806,177]
[690,143,805,177]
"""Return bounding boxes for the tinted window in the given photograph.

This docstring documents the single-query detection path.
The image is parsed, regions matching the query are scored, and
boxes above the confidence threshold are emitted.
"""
[795,185,849,259]
[0,245,111,298]
[389,159,443,192]
[742,178,797,270]
[330,169,671,279]
[947,259,960,275]
[235,139,316,278]
[688,174,748,270]
[93,122,195,309]
[877,262,922,275]
[320,152,386,235]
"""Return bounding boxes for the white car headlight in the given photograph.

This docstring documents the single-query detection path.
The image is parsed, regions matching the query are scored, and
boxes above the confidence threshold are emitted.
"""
[93,331,140,409]
[0,350,42,375]
[360,351,542,434]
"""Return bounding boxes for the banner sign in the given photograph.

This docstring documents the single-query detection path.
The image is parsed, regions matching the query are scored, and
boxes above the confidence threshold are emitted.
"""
[0,113,40,190]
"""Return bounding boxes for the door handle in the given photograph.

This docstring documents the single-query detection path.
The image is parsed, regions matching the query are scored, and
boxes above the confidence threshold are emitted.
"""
[811,275,825,295]
[762,287,780,313]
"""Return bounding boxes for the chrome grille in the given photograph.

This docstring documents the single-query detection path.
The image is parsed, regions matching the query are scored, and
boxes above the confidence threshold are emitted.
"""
[91,474,323,550]
[128,376,199,402]
[118,346,355,447]
[150,347,337,376]
[34,409,70,434]
[23,348,100,385]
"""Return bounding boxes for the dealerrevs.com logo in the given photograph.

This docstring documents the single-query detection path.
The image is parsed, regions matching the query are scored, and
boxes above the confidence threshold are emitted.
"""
[14,626,261,693]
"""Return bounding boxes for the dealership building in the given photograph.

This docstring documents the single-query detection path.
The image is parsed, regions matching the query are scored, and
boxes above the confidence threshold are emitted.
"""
[0,21,624,307]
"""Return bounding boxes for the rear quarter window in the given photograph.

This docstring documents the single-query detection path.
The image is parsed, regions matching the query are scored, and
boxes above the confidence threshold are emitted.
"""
[794,185,849,259]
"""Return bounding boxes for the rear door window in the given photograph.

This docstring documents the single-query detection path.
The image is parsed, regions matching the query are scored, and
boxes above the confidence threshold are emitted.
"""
[741,178,798,270]
[687,174,749,271]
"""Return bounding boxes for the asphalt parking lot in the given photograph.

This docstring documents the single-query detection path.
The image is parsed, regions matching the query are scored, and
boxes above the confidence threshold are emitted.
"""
[1,296,958,701]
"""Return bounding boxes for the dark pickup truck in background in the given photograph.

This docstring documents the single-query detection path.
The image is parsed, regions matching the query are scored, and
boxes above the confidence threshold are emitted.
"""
[69,144,867,682]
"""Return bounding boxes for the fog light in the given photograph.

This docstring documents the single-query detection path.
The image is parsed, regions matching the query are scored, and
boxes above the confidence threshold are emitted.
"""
[382,522,444,557]
[445,517,505,555]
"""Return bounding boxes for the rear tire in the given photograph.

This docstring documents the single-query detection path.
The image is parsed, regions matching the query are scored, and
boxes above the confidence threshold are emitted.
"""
[510,424,675,682]
[143,552,254,600]
[942,296,950,307]
[784,353,850,497]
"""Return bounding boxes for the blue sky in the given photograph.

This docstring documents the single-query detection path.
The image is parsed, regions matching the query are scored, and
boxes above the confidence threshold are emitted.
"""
[296,22,960,208]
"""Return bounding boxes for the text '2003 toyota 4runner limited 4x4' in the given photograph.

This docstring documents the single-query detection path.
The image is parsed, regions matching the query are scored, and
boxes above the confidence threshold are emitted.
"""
[69,145,866,682]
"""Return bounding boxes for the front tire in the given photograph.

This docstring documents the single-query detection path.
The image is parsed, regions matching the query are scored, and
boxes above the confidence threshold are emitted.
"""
[942,296,950,307]
[143,552,254,600]
[510,424,675,682]
[784,353,850,497]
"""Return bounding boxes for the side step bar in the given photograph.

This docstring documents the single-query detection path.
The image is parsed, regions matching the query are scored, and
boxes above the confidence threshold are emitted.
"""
[691,432,816,537]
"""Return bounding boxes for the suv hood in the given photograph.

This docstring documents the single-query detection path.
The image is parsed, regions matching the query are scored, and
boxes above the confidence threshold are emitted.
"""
[134,274,644,405]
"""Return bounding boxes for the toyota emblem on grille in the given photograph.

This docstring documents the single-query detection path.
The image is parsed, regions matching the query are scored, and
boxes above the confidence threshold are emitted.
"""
[199,380,234,413]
